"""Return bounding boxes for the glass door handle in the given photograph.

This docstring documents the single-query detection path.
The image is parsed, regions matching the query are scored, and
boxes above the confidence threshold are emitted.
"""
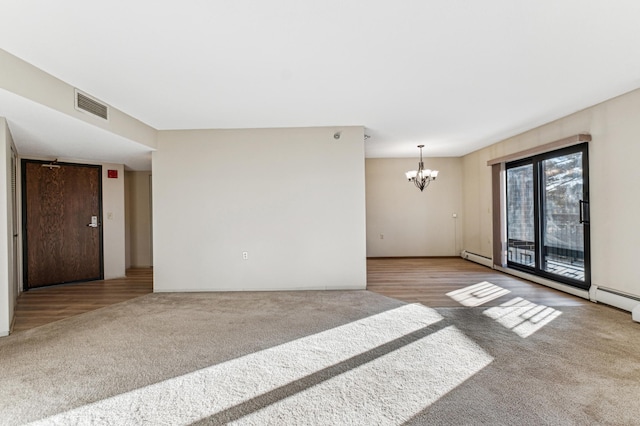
[579,200,589,224]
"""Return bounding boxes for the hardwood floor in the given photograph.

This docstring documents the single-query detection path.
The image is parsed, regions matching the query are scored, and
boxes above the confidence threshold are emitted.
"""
[366,257,587,308]
[11,268,153,333]
[11,258,586,334]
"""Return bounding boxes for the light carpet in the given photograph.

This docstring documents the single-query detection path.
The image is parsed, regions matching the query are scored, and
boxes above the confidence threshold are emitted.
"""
[0,290,638,425]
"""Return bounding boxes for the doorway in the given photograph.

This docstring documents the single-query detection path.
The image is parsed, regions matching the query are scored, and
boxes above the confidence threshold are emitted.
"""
[22,160,103,289]
[506,143,590,289]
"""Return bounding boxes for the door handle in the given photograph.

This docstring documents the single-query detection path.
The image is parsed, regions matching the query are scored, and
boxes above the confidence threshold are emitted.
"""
[579,200,589,224]
[87,215,100,228]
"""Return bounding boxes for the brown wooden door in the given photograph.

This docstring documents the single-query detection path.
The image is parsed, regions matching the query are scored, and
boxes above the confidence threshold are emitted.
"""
[23,160,103,289]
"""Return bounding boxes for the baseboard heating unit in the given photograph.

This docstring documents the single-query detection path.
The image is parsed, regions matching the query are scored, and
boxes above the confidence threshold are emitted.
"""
[460,250,493,268]
[590,285,640,318]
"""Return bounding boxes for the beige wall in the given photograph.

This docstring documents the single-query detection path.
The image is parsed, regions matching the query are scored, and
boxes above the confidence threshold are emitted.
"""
[366,157,463,257]
[102,164,126,279]
[0,49,157,150]
[462,87,640,298]
[461,149,494,258]
[153,126,367,291]
[0,118,15,336]
[125,171,153,268]
[125,174,131,269]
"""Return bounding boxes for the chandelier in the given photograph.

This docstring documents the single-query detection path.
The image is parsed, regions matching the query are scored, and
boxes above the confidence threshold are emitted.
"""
[405,145,439,192]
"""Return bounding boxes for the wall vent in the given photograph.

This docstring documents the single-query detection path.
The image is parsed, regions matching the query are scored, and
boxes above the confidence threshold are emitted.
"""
[74,89,109,120]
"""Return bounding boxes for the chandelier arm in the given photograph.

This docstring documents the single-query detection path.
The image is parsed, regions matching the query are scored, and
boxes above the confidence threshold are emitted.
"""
[406,144,437,192]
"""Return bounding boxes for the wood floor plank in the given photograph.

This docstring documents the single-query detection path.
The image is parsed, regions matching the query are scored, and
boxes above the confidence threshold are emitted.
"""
[11,268,153,333]
[12,259,586,334]
[366,257,586,308]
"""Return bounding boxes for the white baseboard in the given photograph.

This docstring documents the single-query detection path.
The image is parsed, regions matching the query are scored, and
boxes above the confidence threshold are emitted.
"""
[493,265,590,299]
[153,285,366,292]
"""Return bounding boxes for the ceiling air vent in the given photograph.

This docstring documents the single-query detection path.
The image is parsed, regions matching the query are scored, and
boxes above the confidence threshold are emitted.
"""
[74,89,109,120]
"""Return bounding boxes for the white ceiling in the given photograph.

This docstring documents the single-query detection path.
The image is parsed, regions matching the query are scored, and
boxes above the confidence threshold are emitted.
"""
[2,0,640,170]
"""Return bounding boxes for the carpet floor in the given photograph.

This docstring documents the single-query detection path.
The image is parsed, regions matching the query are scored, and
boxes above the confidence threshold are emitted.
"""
[0,289,639,425]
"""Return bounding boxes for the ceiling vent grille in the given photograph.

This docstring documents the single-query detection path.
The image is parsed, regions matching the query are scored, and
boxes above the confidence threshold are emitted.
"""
[74,90,109,120]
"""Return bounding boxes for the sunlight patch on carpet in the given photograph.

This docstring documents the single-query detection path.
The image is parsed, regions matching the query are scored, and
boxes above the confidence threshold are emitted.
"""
[446,281,511,306]
[483,297,562,338]
[232,325,493,425]
[27,304,447,425]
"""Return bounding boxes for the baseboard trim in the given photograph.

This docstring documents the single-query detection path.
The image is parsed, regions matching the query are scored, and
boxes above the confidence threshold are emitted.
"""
[493,265,590,299]
[367,256,461,260]
[153,286,367,292]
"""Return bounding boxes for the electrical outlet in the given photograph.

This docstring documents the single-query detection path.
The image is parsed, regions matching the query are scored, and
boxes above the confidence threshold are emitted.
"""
[242,251,248,260]
[452,213,457,218]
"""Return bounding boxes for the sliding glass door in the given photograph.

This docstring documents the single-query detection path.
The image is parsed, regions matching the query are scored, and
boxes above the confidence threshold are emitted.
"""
[506,144,590,289]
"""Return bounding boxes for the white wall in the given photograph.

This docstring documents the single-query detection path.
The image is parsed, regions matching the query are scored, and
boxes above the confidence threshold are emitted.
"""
[366,157,463,257]
[0,118,15,336]
[153,126,367,291]
[462,87,640,299]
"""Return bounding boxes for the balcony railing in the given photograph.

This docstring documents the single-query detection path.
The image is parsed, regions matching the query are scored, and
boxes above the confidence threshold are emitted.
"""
[507,239,585,281]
